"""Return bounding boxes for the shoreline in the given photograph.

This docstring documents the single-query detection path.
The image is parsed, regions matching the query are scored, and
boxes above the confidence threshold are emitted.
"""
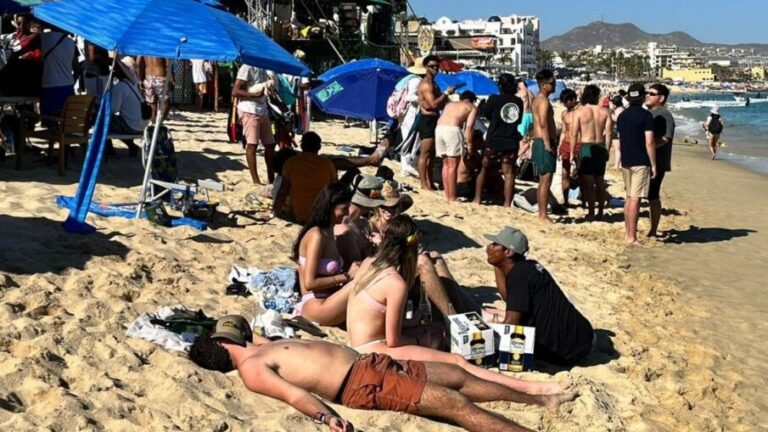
[0,112,764,431]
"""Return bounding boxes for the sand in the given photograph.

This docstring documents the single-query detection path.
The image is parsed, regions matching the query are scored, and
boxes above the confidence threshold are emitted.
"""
[0,111,764,431]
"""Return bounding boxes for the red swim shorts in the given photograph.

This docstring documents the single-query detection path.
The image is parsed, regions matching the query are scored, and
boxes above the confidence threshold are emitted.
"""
[340,353,427,414]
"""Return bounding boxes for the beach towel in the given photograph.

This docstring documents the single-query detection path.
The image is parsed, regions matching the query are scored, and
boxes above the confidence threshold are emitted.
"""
[126,305,206,352]
[56,196,208,230]
[228,266,299,314]
[251,309,295,339]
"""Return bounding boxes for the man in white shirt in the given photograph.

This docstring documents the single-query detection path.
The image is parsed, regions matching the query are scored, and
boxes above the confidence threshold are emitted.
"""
[232,64,276,185]
[40,27,77,120]
[191,59,212,111]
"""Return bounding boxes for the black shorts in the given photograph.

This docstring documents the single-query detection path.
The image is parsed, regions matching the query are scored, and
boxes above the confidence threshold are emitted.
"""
[648,170,666,201]
[483,147,517,165]
[457,180,475,200]
[418,115,438,140]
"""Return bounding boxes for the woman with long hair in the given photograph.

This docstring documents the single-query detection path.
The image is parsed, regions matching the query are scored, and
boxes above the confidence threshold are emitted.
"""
[346,215,568,395]
[293,182,357,325]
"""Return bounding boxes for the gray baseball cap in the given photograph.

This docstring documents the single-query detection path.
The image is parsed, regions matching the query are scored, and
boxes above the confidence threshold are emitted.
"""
[211,315,253,346]
[483,227,529,255]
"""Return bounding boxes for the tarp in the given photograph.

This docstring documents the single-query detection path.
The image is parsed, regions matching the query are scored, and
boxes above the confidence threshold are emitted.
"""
[0,0,46,14]
[526,79,568,102]
[318,58,406,82]
[34,0,310,76]
[435,71,499,96]
[310,67,407,121]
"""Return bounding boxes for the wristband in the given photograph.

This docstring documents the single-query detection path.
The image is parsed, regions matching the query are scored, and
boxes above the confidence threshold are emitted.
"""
[313,413,326,424]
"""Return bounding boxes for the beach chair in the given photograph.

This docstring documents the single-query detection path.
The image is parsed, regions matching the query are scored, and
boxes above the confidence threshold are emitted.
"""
[28,95,96,175]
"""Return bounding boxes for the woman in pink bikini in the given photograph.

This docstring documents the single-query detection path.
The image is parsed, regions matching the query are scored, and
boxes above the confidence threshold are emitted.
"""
[346,215,569,395]
[293,182,358,326]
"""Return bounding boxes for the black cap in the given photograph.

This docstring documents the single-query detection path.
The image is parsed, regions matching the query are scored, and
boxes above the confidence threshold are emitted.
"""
[626,83,646,102]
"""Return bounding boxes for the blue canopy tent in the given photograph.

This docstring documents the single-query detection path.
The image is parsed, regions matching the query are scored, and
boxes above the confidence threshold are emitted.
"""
[310,67,407,121]
[525,79,568,101]
[318,58,406,82]
[33,0,310,233]
[0,0,46,14]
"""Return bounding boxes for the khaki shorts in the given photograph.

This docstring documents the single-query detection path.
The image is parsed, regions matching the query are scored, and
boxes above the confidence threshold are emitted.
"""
[434,125,464,157]
[238,111,275,146]
[622,166,650,198]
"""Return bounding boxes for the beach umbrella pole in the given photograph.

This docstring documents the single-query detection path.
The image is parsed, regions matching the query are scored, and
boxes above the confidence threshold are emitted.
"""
[134,61,173,218]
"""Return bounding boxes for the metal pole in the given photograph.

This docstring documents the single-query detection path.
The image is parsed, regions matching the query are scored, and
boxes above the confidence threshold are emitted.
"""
[134,60,172,218]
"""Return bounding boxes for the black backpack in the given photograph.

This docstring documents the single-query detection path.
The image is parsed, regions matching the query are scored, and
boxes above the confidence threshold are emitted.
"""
[708,115,723,134]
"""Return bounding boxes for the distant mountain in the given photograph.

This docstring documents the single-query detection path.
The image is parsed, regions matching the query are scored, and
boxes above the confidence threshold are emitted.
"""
[542,21,767,53]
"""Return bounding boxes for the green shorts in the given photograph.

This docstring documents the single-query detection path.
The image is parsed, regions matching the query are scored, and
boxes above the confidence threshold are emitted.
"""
[532,138,557,174]
[578,143,608,177]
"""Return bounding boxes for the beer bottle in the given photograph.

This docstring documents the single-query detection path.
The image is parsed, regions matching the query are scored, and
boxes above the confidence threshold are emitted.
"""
[509,326,526,372]
[470,332,485,366]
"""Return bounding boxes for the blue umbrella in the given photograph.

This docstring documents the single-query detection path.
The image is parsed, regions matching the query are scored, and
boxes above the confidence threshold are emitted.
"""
[33,0,311,232]
[0,0,47,14]
[310,67,407,121]
[318,58,406,82]
[434,72,463,93]
[452,70,499,95]
[526,79,568,101]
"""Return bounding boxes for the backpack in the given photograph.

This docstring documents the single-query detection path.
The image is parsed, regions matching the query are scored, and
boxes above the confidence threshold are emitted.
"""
[708,115,723,134]
[386,76,416,119]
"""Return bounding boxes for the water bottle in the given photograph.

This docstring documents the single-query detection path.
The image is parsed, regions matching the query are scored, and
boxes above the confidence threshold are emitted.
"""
[419,286,432,324]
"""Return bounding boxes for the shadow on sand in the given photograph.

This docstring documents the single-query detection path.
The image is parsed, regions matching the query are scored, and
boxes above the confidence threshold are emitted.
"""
[0,215,130,275]
[536,328,620,374]
[415,218,480,254]
[662,225,756,244]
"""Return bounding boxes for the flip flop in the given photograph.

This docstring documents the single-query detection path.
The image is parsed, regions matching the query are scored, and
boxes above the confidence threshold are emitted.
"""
[284,316,328,338]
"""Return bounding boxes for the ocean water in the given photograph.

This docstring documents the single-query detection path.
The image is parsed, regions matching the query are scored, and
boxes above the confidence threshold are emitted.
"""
[669,93,768,176]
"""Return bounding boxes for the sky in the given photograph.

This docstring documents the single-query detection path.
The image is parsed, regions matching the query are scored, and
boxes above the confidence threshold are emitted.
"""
[408,0,768,45]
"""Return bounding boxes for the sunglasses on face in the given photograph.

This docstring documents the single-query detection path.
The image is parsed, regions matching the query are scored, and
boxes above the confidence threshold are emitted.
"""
[647,91,660,96]
[380,205,399,213]
[426,64,439,69]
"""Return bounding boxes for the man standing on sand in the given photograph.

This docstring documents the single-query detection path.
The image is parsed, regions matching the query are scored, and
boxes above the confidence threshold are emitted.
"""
[645,83,675,238]
[617,83,656,245]
[232,63,277,185]
[189,315,577,432]
[473,73,524,207]
[137,56,173,122]
[482,227,594,367]
[436,90,478,202]
[417,55,455,191]
[570,85,612,221]
[557,89,579,208]
[531,69,559,223]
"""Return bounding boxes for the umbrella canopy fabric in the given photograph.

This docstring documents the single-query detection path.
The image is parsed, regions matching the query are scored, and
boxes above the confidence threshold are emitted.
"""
[310,67,407,121]
[439,58,463,72]
[452,70,499,96]
[318,58,406,82]
[33,0,309,76]
[0,0,46,14]
[433,72,463,93]
[526,79,568,101]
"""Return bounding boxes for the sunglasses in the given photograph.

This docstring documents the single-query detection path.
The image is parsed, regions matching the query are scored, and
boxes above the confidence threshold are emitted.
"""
[426,64,439,69]
[647,91,660,96]
[380,204,399,212]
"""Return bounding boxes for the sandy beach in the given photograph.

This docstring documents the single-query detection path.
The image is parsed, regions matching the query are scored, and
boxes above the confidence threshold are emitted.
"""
[0,111,765,431]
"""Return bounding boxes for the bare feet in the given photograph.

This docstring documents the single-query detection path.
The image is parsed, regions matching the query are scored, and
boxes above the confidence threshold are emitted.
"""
[538,215,554,225]
[531,374,574,395]
[471,199,481,205]
[540,389,579,410]
[626,239,643,246]
[420,182,436,191]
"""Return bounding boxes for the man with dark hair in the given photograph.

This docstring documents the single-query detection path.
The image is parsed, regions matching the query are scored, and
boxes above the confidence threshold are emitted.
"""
[473,73,524,207]
[645,83,675,237]
[435,90,478,202]
[617,83,656,245]
[482,227,594,367]
[557,89,579,207]
[532,69,558,223]
[189,315,577,432]
[570,85,612,221]
[417,55,455,191]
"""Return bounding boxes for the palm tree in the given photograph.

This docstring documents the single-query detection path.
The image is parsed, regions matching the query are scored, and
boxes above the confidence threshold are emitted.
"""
[537,49,554,69]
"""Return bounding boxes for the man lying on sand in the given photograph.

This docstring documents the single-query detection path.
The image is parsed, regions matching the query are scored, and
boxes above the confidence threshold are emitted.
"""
[189,315,578,432]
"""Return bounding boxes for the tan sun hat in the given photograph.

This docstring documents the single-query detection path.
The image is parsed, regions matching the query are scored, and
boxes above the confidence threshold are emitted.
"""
[407,58,427,75]
[380,181,413,212]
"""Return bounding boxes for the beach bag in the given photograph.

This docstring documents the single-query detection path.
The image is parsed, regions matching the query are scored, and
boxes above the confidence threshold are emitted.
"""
[143,126,178,199]
[513,188,539,213]
[517,158,537,182]
[386,86,411,119]
[227,98,243,144]
[708,116,723,134]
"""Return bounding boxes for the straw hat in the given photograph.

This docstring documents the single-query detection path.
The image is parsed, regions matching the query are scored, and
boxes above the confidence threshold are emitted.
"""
[351,174,386,208]
[407,58,427,75]
[380,181,413,212]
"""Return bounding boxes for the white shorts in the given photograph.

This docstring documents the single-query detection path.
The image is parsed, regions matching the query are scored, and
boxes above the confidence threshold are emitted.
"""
[435,125,465,158]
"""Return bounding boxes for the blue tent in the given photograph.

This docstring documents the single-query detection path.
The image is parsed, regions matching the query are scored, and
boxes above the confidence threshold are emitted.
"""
[525,79,568,101]
[310,67,407,121]
[34,0,309,77]
[33,0,311,233]
[318,58,406,82]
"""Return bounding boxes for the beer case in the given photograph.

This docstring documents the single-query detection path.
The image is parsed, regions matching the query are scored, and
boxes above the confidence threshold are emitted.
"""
[446,312,496,368]
[490,324,536,372]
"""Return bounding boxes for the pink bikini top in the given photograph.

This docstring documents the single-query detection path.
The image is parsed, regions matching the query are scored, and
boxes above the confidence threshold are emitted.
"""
[358,270,394,315]
[298,256,343,276]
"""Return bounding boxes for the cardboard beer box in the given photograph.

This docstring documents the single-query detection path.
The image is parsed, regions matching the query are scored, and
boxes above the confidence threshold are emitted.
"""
[490,324,536,372]
[446,312,496,368]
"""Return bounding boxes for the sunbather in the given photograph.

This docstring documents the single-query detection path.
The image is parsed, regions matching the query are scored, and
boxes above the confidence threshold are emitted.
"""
[189,315,577,432]
[345,215,570,395]
[293,182,358,326]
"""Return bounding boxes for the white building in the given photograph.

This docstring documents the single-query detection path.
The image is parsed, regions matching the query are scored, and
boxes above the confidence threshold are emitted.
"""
[647,42,701,76]
[431,14,540,75]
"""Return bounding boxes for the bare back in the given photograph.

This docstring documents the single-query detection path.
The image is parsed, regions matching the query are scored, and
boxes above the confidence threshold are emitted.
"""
[437,100,473,127]
[143,57,168,77]
[239,339,358,400]
[418,77,443,116]
[574,105,611,145]
[346,259,405,347]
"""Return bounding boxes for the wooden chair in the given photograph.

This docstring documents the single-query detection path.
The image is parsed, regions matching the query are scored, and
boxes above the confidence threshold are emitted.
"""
[28,95,96,176]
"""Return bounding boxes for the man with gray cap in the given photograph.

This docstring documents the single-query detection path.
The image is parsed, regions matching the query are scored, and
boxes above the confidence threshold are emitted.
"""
[334,174,386,266]
[483,227,594,367]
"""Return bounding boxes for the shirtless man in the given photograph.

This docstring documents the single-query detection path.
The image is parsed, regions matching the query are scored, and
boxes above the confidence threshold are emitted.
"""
[531,70,559,224]
[570,85,612,221]
[435,90,478,202]
[190,315,577,432]
[557,89,579,207]
[137,56,173,122]
[417,55,455,191]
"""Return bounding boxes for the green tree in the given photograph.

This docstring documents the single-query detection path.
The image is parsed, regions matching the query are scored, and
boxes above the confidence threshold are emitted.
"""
[537,49,554,69]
